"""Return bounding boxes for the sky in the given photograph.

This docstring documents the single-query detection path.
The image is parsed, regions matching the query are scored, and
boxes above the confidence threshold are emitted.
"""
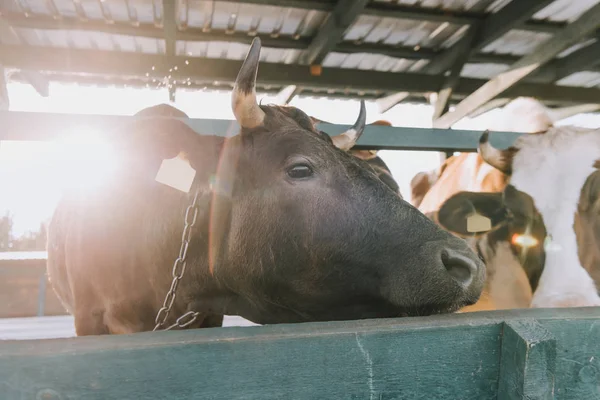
[1,82,599,237]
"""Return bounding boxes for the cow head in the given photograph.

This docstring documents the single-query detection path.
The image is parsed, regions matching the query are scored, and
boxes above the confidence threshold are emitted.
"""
[436,127,600,309]
[192,38,485,323]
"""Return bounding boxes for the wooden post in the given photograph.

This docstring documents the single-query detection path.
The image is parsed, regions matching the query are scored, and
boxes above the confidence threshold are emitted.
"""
[498,319,557,400]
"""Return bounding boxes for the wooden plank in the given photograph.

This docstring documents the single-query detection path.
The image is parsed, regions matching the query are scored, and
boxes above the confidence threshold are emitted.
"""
[551,103,600,121]
[498,319,556,400]
[375,91,409,113]
[539,318,600,400]
[434,2,600,128]
[467,98,511,118]
[0,110,521,151]
[273,84,302,105]
[0,314,505,399]
[1,308,599,399]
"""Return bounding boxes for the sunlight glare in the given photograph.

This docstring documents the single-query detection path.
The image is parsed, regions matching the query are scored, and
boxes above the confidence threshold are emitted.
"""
[52,126,120,192]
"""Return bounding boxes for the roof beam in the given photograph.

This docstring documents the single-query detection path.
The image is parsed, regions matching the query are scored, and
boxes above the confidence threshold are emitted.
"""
[5,13,600,73]
[17,70,49,97]
[381,1,553,112]
[434,2,600,129]
[375,92,409,113]
[162,0,177,102]
[536,37,600,83]
[432,24,481,120]
[273,85,303,105]
[4,45,600,105]
[387,0,555,113]
[467,98,510,119]
[302,0,369,65]
[550,103,600,121]
[220,0,565,34]
[427,0,556,76]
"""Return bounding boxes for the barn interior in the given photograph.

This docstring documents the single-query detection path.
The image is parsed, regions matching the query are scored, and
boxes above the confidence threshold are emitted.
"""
[1,0,600,335]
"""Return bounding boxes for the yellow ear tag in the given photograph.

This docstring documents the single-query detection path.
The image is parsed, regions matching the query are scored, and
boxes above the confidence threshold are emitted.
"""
[467,213,491,233]
[155,154,196,193]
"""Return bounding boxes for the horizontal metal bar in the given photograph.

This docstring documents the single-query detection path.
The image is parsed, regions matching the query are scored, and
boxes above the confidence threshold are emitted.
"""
[0,111,521,151]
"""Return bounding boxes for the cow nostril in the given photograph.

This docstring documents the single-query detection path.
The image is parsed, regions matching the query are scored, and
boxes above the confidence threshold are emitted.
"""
[441,250,476,288]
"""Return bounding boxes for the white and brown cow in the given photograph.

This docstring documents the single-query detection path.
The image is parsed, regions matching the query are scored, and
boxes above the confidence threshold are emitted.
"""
[410,98,576,311]
[438,123,600,309]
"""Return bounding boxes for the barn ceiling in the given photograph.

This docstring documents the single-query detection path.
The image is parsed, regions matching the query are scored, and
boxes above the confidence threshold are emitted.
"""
[1,0,600,122]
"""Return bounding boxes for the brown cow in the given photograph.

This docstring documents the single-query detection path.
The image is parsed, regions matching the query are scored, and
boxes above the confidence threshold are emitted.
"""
[47,38,485,336]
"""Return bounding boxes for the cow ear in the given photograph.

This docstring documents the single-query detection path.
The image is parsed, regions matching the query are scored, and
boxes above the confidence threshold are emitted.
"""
[437,191,507,236]
[579,162,600,212]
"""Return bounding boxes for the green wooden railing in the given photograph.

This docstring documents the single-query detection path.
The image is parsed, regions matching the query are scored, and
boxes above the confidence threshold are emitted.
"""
[0,308,599,399]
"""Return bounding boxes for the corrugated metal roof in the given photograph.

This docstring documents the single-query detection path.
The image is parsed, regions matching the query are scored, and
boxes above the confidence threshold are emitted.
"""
[1,0,600,99]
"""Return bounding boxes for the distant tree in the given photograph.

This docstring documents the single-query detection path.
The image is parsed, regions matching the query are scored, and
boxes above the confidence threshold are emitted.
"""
[0,212,13,250]
[0,213,47,252]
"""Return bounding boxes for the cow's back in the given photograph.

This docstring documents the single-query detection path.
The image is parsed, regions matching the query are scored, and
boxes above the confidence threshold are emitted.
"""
[416,153,508,213]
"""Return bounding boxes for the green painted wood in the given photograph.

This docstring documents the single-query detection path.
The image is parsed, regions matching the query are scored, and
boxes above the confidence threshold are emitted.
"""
[498,319,557,400]
[0,110,521,151]
[539,318,600,400]
[0,308,599,399]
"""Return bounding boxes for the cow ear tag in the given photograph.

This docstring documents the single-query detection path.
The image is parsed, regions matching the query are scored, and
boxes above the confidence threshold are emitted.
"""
[155,153,196,193]
[467,213,491,233]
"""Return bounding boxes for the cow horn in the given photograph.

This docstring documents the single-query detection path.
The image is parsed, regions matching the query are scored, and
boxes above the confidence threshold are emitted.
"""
[232,37,265,129]
[332,100,367,151]
[478,130,516,175]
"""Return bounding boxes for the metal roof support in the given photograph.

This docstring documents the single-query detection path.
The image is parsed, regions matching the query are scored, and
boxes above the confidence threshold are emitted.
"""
[433,2,600,129]
[5,45,600,105]
[535,37,600,83]
[428,0,556,76]
[18,70,49,98]
[467,98,511,119]
[384,0,555,114]
[432,24,481,120]
[375,92,410,114]
[162,0,177,103]
[5,13,600,73]
[220,0,565,34]
[550,103,600,121]
[302,0,370,66]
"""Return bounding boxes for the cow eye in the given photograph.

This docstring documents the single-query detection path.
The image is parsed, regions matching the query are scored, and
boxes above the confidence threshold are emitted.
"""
[287,164,313,179]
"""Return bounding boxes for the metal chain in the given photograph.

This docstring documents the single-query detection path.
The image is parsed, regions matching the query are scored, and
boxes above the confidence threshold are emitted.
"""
[153,187,203,331]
